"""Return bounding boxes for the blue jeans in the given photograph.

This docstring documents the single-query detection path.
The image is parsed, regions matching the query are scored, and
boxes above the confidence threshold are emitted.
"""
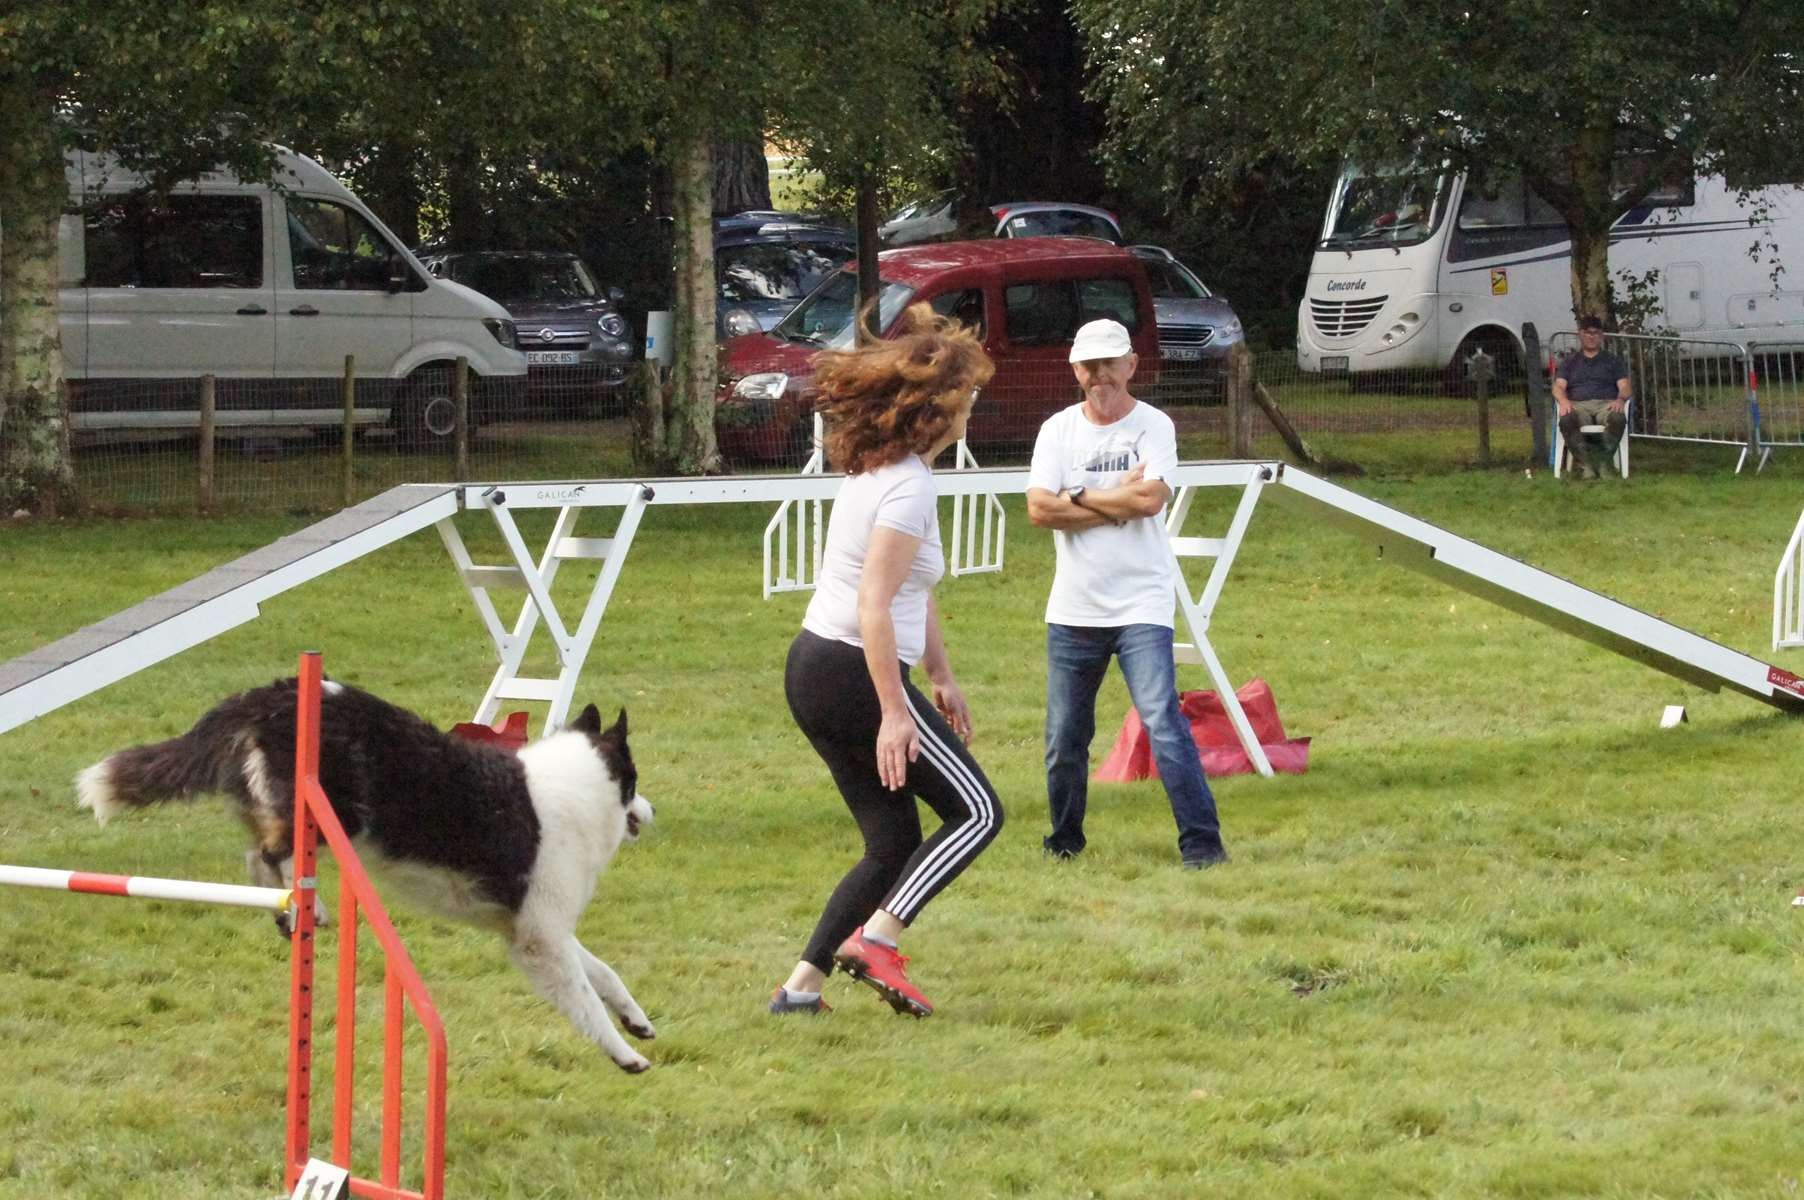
[1044,623,1224,862]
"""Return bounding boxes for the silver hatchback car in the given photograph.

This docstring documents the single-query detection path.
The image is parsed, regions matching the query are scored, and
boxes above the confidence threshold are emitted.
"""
[1131,245,1244,402]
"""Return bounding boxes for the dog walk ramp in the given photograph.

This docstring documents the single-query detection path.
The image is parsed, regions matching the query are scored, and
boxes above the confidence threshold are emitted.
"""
[1270,467,1804,711]
[0,484,461,736]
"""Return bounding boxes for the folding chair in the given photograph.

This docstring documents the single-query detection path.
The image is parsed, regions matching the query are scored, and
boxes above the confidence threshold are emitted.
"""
[1553,398,1632,478]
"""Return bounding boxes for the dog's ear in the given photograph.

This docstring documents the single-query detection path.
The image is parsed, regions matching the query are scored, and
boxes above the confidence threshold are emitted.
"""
[610,708,628,739]
[571,704,603,735]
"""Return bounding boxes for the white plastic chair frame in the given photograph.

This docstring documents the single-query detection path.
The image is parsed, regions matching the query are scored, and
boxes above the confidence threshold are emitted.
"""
[1553,397,1632,478]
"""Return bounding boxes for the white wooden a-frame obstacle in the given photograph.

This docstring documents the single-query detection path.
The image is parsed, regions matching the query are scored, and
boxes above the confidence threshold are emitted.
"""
[5,462,1803,760]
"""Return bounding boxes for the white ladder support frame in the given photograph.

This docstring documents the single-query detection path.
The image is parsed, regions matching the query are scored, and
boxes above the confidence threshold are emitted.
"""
[948,439,1006,577]
[762,414,827,599]
[438,483,653,732]
[1774,507,1804,651]
[1165,465,1276,777]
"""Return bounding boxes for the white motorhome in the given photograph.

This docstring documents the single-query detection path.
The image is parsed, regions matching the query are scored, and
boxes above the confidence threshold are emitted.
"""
[57,146,527,442]
[1296,164,1804,383]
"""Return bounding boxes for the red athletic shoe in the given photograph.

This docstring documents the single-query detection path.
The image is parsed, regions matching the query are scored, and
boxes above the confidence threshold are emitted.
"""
[834,927,933,1017]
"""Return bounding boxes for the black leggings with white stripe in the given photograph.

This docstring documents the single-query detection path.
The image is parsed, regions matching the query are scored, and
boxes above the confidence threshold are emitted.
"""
[785,629,1004,973]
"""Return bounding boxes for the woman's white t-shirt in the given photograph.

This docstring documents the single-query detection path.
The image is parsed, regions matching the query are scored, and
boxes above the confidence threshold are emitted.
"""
[1027,400,1180,628]
[802,455,944,665]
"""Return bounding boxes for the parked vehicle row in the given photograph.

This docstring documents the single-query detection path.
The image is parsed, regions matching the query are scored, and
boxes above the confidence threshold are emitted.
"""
[715,237,1162,464]
[878,193,1126,247]
[45,143,1244,448]
[58,146,526,445]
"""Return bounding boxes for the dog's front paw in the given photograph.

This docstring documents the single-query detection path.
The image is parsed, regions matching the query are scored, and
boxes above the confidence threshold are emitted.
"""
[614,1050,652,1074]
[623,1014,656,1041]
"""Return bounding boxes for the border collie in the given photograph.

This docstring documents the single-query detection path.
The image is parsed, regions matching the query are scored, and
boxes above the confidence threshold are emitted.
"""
[74,677,659,1074]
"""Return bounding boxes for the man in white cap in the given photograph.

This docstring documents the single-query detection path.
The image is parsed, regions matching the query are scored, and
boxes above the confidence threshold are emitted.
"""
[1025,318,1228,869]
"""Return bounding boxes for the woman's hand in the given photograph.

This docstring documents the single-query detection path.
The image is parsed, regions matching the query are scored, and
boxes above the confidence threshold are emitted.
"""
[933,679,973,742]
[877,709,920,791]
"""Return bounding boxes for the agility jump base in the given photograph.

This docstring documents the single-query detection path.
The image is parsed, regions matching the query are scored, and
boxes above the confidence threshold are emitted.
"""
[0,653,446,1200]
[2,461,1801,762]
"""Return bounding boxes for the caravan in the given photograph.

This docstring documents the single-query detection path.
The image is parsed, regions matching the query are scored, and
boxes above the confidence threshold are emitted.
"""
[59,146,527,442]
[1295,164,1804,384]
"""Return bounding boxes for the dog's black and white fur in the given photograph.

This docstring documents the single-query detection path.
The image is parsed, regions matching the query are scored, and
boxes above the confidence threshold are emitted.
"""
[75,677,659,1073]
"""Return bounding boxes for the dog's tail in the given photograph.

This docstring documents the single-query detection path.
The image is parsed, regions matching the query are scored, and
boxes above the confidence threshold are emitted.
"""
[76,710,250,826]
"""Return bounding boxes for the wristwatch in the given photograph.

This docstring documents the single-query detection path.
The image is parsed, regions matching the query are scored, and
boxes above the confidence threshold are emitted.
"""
[1066,485,1087,505]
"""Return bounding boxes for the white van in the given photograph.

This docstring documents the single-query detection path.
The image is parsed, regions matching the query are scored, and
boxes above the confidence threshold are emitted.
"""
[58,145,527,443]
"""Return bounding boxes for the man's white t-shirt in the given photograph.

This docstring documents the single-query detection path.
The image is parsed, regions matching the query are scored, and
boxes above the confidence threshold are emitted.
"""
[802,455,944,665]
[1028,399,1179,628]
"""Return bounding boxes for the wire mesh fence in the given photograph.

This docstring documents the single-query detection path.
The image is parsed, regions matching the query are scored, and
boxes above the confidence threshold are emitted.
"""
[80,330,1784,516]
[66,364,638,515]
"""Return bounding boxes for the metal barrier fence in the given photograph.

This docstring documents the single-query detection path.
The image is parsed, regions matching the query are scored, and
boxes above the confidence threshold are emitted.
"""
[1545,330,1768,471]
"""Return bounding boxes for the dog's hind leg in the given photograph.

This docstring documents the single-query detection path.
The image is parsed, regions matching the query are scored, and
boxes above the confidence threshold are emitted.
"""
[571,939,655,1041]
[509,926,650,1073]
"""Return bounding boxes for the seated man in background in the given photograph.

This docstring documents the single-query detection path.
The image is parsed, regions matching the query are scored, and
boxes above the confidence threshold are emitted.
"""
[1554,315,1632,478]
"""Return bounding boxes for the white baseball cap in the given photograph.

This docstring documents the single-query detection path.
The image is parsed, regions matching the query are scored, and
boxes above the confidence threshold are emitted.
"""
[1068,318,1133,363]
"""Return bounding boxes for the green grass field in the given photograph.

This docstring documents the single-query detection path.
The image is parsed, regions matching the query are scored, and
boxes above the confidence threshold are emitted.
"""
[3,449,1803,1198]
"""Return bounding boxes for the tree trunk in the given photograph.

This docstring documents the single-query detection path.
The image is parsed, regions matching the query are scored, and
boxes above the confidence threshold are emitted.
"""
[712,133,771,216]
[366,138,424,250]
[445,142,485,252]
[0,89,77,516]
[1569,220,1613,328]
[667,121,722,475]
[855,166,881,343]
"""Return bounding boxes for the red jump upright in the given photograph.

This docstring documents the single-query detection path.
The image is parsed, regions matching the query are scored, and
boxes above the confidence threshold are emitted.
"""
[285,651,448,1200]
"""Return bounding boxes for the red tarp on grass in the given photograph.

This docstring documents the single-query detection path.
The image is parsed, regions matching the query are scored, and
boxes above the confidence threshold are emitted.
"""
[449,710,531,753]
[1093,678,1309,780]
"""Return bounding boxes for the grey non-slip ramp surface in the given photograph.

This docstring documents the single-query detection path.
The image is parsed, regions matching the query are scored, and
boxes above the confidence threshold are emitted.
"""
[1272,467,1804,712]
[0,484,461,734]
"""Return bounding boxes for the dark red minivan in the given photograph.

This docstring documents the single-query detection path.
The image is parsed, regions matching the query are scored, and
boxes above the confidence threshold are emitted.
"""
[714,237,1162,464]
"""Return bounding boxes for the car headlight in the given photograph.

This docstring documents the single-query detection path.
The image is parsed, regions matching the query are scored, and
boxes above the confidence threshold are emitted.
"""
[597,313,628,338]
[733,372,789,401]
[722,307,762,338]
[481,317,517,349]
[1219,318,1244,342]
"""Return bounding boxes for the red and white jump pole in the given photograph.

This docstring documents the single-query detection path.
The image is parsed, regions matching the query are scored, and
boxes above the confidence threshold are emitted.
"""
[0,865,291,910]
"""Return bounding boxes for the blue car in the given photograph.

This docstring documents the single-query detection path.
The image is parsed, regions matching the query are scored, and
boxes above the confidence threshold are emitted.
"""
[714,212,856,340]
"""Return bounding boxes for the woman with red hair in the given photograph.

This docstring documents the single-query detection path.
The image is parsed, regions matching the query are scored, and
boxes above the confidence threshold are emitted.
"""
[769,304,1004,1019]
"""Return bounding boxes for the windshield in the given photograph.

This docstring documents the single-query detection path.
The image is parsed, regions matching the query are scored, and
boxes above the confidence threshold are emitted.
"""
[1319,166,1449,249]
[452,255,598,302]
[770,270,916,349]
[1000,209,1122,243]
[1141,256,1211,299]
[717,241,854,303]
[887,189,956,224]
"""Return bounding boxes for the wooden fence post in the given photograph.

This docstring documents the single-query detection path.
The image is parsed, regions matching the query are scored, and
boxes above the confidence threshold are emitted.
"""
[453,357,470,481]
[1469,348,1494,466]
[1225,343,1255,458]
[341,355,356,509]
[197,374,216,513]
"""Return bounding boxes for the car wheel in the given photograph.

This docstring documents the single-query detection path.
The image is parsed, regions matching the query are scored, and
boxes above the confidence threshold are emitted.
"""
[391,367,459,450]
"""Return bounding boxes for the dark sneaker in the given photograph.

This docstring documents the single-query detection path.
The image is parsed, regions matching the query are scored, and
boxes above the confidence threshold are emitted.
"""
[768,986,831,1015]
[1182,848,1231,870]
[833,928,933,1017]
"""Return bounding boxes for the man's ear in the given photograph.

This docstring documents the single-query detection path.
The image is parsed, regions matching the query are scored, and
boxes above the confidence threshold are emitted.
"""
[571,704,602,734]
